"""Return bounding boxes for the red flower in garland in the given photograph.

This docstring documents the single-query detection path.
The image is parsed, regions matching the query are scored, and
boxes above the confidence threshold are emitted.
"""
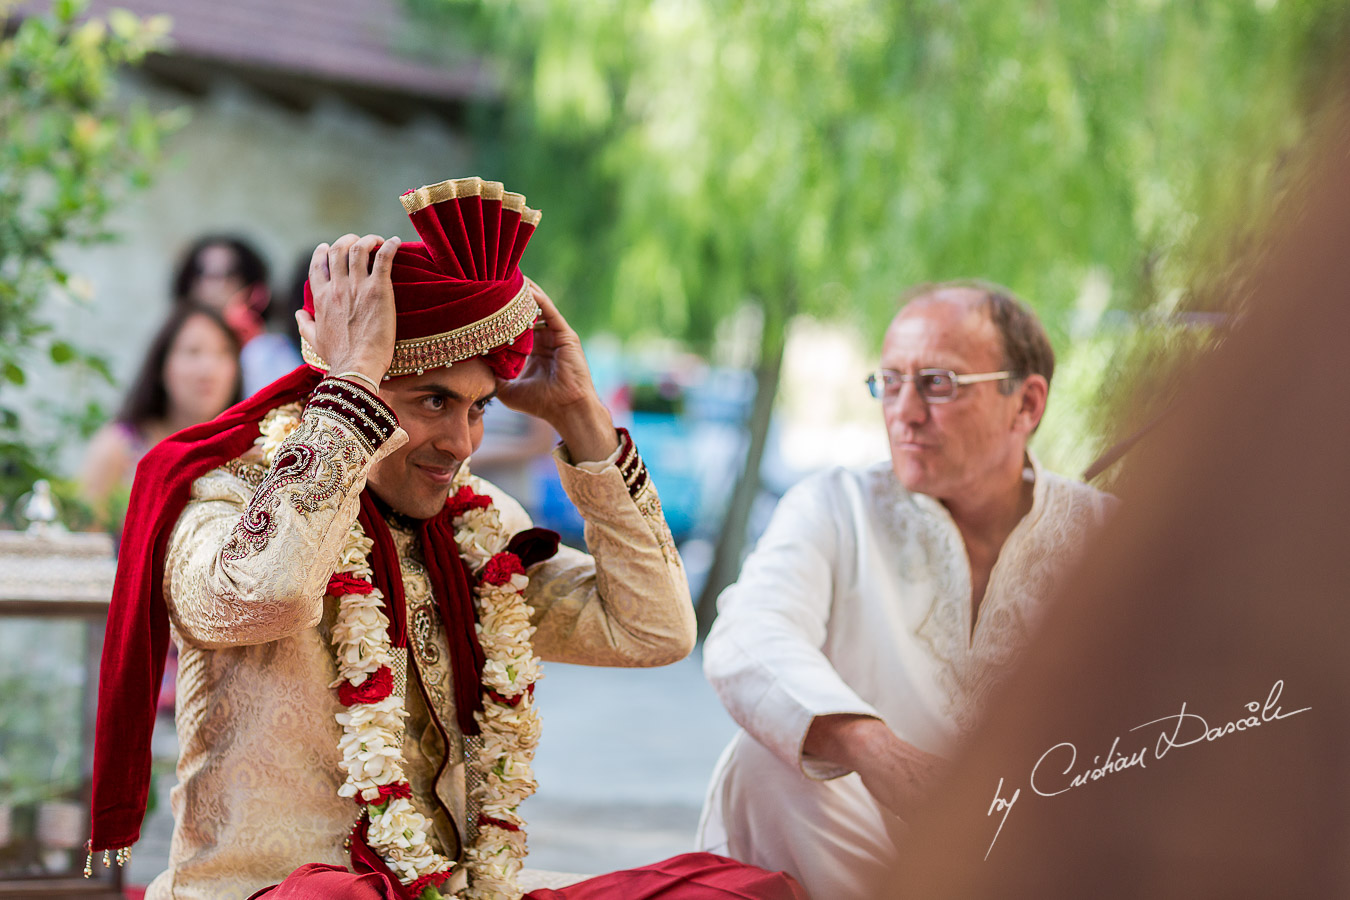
[487,683,536,707]
[328,572,375,597]
[480,552,525,586]
[354,780,413,806]
[477,813,522,832]
[444,485,492,518]
[337,666,393,706]
[407,869,453,897]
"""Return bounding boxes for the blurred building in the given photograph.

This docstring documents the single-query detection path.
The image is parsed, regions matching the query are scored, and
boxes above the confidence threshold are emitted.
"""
[20,0,490,467]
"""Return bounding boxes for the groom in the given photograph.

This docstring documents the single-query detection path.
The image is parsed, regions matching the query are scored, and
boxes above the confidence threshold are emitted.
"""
[89,178,802,900]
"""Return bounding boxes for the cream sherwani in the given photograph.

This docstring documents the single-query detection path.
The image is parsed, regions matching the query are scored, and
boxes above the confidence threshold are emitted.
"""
[147,387,694,900]
[696,457,1111,900]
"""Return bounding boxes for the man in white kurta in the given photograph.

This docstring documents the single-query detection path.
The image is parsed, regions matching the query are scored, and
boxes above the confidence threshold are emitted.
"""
[697,282,1113,899]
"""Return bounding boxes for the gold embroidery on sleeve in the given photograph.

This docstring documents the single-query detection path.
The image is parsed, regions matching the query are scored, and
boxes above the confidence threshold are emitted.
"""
[222,418,366,561]
[221,457,268,488]
[633,482,680,567]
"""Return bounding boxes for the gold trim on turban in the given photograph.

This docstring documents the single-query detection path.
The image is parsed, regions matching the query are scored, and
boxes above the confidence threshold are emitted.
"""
[301,281,539,379]
[400,177,543,227]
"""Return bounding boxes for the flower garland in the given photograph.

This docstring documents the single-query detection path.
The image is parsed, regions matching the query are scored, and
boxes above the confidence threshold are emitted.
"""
[258,403,542,900]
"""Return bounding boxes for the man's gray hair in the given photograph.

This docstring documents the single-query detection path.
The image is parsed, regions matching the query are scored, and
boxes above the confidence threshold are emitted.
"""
[898,279,1055,393]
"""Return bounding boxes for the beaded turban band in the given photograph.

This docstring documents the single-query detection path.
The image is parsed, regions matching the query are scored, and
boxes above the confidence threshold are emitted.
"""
[301,176,543,380]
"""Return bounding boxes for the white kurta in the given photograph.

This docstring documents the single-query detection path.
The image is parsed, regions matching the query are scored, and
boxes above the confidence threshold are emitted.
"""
[697,456,1112,899]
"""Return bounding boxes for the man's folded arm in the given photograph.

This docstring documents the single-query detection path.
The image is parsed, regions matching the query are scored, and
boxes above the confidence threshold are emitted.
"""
[165,379,407,648]
[703,473,884,780]
[519,433,696,668]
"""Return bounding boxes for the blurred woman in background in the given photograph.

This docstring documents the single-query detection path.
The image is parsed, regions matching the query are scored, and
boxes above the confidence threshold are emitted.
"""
[173,234,300,394]
[80,304,242,532]
[173,236,269,337]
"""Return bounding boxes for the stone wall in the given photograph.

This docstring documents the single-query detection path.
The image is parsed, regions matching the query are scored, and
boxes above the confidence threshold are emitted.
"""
[33,72,475,472]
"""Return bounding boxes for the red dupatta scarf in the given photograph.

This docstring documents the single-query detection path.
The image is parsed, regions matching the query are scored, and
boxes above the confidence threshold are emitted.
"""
[90,365,322,854]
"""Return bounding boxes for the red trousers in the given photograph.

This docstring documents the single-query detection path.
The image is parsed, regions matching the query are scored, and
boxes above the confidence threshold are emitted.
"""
[249,853,807,900]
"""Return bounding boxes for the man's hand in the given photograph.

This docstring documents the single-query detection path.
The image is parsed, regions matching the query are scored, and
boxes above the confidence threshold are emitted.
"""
[804,714,946,819]
[496,279,618,463]
[295,234,401,386]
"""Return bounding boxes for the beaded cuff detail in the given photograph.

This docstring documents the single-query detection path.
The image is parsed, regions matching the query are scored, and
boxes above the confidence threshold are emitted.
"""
[301,282,538,380]
[306,377,399,454]
[615,428,650,500]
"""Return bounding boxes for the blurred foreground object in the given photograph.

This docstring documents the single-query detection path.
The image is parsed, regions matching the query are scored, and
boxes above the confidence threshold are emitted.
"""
[885,91,1350,898]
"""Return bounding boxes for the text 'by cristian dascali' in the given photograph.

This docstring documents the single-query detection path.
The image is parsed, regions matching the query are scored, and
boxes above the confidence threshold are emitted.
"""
[983,679,1310,860]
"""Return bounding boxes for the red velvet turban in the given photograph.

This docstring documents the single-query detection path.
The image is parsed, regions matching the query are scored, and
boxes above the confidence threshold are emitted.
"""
[301,177,542,380]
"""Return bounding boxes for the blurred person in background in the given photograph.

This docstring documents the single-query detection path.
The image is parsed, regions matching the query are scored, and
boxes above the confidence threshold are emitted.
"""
[80,303,242,534]
[697,281,1115,900]
[173,234,301,394]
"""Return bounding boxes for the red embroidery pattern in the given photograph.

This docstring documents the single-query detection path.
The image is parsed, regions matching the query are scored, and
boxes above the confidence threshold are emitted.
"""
[221,419,363,561]
[222,441,316,561]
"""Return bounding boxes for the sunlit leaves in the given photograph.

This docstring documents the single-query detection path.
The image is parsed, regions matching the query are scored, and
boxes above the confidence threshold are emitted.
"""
[0,0,182,521]
[442,0,1345,482]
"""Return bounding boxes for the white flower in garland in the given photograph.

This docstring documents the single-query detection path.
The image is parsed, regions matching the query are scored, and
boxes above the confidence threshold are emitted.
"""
[367,797,449,882]
[260,404,542,900]
[257,402,304,460]
[445,483,543,900]
[338,531,377,577]
[330,594,395,680]
[335,696,407,791]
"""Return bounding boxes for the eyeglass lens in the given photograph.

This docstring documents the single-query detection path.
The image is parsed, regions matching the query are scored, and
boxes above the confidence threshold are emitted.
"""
[868,370,958,401]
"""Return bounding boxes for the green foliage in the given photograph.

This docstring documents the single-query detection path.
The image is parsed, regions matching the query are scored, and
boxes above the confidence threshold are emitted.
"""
[0,0,182,521]
[445,1,1341,335]
[0,619,87,804]
[438,0,1347,480]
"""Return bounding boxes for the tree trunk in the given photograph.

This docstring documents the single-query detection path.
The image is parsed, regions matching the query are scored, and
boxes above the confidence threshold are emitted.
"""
[695,297,793,638]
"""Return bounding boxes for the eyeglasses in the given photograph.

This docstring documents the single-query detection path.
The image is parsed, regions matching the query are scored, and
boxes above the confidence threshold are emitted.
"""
[865,368,1015,403]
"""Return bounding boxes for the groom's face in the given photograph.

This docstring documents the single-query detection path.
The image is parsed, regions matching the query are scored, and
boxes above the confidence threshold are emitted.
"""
[366,357,497,519]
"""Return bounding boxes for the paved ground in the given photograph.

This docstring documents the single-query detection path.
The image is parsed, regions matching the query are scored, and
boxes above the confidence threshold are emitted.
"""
[130,649,739,885]
[526,650,738,874]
